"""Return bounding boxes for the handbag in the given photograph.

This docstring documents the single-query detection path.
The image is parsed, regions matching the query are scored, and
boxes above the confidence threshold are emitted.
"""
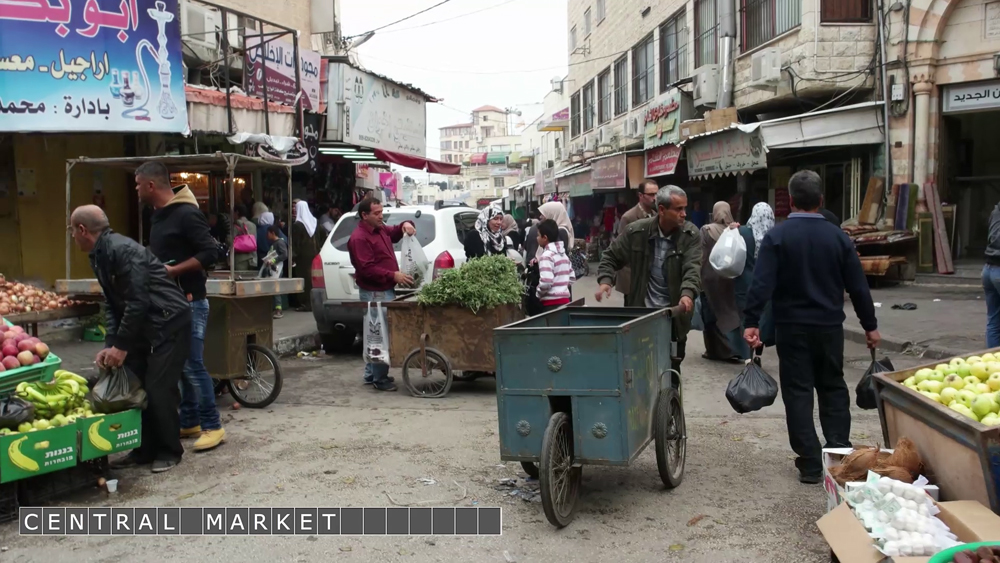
[234,223,257,254]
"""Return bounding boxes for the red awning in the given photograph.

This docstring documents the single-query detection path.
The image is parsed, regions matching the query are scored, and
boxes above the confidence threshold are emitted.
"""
[373,149,461,175]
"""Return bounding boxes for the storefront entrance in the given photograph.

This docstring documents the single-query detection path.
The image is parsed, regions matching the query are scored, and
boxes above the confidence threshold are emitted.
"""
[940,109,1000,259]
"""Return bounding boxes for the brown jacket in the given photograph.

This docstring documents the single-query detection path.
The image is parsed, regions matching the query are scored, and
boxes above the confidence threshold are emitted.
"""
[614,202,656,294]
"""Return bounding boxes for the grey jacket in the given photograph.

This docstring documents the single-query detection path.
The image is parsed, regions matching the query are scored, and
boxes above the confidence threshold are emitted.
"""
[988,204,1000,263]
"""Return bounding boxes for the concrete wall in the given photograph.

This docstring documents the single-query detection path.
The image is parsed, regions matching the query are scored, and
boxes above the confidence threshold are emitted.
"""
[211,0,312,36]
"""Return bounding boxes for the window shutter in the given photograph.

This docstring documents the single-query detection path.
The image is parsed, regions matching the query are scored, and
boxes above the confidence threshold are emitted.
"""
[821,0,871,23]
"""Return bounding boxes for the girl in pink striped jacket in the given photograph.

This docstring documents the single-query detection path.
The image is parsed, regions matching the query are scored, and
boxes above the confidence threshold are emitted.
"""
[535,219,577,311]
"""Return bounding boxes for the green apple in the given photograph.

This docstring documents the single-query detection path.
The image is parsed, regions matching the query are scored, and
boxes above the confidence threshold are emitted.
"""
[965,375,983,388]
[977,383,992,395]
[918,380,944,394]
[971,363,990,379]
[951,357,968,367]
[958,363,973,377]
[940,387,960,405]
[983,415,1000,427]
[940,364,959,376]
[958,389,979,408]
[987,362,1000,375]
[950,402,979,421]
[969,356,984,364]
[973,395,997,419]
[903,376,917,388]
[928,370,946,382]
[984,353,997,362]
[944,374,966,390]
[920,391,942,404]
[914,368,935,383]
[989,373,1000,392]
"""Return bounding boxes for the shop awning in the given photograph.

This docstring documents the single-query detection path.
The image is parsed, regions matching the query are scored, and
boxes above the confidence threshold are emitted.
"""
[487,152,509,164]
[373,149,461,175]
[471,153,488,165]
[508,151,527,164]
[749,101,885,149]
[560,168,593,197]
[554,163,588,179]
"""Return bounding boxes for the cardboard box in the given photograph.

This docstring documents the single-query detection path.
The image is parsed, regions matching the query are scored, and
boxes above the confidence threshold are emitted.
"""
[819,500,1000,563]
[824,447,940,513]
[680,119,705,140]
[78,409,142,461]
[705,107,738,132]
[0,424,77,483]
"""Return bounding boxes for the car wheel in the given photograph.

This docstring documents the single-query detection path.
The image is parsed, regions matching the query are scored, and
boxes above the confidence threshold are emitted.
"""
[321,330,357,355]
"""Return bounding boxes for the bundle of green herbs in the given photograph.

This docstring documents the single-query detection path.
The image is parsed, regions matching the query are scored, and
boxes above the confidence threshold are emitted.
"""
[416,255,522,313]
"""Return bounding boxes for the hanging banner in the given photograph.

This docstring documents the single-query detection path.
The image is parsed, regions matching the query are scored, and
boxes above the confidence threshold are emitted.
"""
[591,154,626,189]
[294,112,325,172]
[687,130,767,177]
[245,35,322,111]
[644,88,692,150]
[0,0,189,133]
[645,144,682,177]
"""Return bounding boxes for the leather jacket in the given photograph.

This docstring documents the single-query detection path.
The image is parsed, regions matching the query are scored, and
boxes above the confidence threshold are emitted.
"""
[89,230,191,352]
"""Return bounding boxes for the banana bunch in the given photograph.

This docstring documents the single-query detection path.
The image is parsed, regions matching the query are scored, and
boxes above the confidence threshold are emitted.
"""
[14,370,93,422]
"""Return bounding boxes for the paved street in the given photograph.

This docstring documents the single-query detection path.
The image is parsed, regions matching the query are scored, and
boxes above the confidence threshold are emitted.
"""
[0,277,927,563]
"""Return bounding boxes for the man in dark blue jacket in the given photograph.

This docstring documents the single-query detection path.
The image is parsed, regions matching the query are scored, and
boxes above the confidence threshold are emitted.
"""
[744,170,880,484]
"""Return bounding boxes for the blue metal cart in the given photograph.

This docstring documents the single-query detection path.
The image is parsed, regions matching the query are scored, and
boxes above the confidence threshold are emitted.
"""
[493,305,687,527]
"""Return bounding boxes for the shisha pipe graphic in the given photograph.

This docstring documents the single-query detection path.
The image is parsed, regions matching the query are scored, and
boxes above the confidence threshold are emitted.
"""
[122,1,179,121]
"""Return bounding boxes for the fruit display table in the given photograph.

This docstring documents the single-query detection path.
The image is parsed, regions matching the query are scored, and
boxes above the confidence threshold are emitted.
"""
[873,347,1000,514]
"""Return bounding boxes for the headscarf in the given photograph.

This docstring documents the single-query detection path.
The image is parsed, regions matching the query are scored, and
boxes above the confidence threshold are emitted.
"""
[703,201,734,243]
[747,202,775,259]
[258,212,275,227]
[252,202,269,221]
[501,214,518,237]
[294,200,318,237]
[475,206,506,253]
[539,201,574,249]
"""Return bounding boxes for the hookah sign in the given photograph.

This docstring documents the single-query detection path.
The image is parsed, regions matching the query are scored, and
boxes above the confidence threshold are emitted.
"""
[0,0,188,133]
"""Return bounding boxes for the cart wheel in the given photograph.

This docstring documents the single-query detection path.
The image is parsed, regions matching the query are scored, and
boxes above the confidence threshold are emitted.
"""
[540,412,582,528]
[401,347,453,398]
[228,344,283,408]
[520,461,539,479]
[654,387,686,489]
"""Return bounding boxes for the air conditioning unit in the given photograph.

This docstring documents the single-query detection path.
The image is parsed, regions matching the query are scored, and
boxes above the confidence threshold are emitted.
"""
[692,64,720,108]
[624,115,642,139]
[180,0,221,61]
[749,47,782,91]
[597,126,610,146]
[475,135,484,143]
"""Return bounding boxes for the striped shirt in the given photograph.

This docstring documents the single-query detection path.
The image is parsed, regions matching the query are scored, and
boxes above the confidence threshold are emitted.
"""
[537,241,576,305]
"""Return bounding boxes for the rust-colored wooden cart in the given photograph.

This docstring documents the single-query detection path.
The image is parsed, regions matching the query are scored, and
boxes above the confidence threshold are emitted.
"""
[379,296,524,398]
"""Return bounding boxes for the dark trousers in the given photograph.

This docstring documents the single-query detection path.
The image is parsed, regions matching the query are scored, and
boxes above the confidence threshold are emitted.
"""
[125,324,191,463]
[775,324,851,476]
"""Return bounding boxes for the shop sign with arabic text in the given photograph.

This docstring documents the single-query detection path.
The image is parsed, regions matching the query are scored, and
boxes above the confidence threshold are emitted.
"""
[687,129,767,177]
[645,144,681,177]
[644,89,683,150]
[0,0,188,133]
[591,154,626,189]
[943,80,1000,113]
[244,35,321,111]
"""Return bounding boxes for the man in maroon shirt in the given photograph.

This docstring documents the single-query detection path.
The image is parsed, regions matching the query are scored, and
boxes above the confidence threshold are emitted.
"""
[348,198,416,391]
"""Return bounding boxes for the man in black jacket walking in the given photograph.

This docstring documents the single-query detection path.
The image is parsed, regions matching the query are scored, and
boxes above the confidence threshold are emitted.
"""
[135,161,226,452]
[70,205,191,473]
[744,170,880,484]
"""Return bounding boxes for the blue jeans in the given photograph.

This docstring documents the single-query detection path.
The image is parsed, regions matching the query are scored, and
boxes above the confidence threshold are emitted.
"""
[360,289,394,383]
[984,265,1000,348]
[180,299,222,431]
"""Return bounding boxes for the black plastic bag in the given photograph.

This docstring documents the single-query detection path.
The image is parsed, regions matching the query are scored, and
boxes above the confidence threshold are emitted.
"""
[856,349,894,410]
[91,365,148,414]
[0,396,34,430]
[725,348,779,414]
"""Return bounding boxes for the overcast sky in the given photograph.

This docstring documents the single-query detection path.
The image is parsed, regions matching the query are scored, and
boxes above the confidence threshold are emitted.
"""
[340,0,568,179]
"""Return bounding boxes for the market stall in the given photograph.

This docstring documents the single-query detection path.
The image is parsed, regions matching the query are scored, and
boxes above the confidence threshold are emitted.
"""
[56,153,303,408]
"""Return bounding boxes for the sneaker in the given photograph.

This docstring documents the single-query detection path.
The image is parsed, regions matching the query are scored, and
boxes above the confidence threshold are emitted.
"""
[273,310,283,319]
[372,381,398,392]
[180,426,202,439]
[152,459,179,473]
[193,428,226,451]
[110,452,152,468]
[799,472,822,484]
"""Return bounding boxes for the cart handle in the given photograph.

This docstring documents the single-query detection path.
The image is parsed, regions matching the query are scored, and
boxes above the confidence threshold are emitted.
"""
[665,305,686,318]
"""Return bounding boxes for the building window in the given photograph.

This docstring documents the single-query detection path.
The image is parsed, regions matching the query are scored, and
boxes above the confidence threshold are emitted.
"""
[584,8,592,36]
[494,178,504,188]
[596,0,605,23]
[631,34,655,106]
[597,68,611,124]
[820,0,872,22]
[613,56,628,116]
[659,9,689,92]
[570,26,577,51]
[483,126,494,137]
[582,82,595,132]
[465,140,470,148]
[570,91,581,138]
[741,0,801,51]
[695,0,718,68]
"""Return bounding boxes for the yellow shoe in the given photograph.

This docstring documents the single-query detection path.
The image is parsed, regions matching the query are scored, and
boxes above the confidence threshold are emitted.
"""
[193,428,225,451]
[180,426,202,438]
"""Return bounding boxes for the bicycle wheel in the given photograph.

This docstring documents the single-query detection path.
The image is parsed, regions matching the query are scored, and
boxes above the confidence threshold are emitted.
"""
[228,343,283,408]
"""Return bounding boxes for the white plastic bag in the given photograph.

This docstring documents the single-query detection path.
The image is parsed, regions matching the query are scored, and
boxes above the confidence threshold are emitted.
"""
[709,227,747,279]
[399,234,431,287]
[363,302,390,365]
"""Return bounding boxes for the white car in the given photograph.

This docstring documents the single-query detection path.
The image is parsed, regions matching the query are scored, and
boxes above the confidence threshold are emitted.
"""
[311,203,481,353]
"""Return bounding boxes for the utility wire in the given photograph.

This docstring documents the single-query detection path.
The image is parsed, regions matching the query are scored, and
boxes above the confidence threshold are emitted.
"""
[345,0,455,39]
[375,0,523,35]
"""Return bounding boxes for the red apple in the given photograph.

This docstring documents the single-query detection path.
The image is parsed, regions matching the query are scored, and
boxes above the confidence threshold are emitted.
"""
[13,333,28,343]
[0,362,7,372]
[17,340,34,353]
[2,345,17,358]
[2,339,14,349]
[35,343,49,359]
[32,355,40,364]
[2,331,14,341]
[10,326,24,335]
[15,351,33,366]
[2,356,20,370]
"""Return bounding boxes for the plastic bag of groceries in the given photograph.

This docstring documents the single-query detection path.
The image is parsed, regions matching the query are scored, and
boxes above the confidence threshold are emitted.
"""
[0,396,34,430]
[363,302,390,365]
[856,348,894,410]
[725,348,778,414]
[709,227,747,279]
[399,234,430,287]
[91,365,148,413]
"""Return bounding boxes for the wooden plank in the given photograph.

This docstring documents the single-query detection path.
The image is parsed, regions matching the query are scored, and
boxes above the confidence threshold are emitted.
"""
[925,182,955,274]
[858,176,885,225]
[885,184,899,230]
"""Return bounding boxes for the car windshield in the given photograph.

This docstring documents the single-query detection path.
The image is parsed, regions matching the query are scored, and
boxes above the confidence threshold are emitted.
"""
[331,212,436,252]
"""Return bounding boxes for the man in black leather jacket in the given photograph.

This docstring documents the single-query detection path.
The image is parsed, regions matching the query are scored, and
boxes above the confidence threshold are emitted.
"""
[70,205,192,473]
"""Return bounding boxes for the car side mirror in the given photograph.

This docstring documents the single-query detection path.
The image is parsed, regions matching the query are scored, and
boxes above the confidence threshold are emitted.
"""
[414,210,422,219]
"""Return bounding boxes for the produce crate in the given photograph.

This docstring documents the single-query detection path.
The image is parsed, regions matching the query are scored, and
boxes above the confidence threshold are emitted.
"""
[0,352,62,396]
[0,481,16,524]
[0,424,77,484]
[17,458,107,505]
[78,410,141,461]
[873,345,1000,514]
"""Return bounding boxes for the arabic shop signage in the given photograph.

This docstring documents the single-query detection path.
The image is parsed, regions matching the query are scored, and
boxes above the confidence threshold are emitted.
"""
[0,0,188,133]
[591,154,627,189]
[644,89,684,150]
[336,63,427,157]
[687,129,767,177]
[645,144,682,178]
[244,35,321,111]
[242,112,325,172]
[943,80,1000,114]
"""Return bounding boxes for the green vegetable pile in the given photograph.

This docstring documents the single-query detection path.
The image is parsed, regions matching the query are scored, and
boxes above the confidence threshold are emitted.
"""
[417,255,522,313]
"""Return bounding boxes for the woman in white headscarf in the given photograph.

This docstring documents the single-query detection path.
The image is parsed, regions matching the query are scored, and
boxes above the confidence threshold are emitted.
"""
[524,201,573,260]
[465,206,509,260]
[740,202,777,349]
[252,201,269,222]
[291,200,321,311]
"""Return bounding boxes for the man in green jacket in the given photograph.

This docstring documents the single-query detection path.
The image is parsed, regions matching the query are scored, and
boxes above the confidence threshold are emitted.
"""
[596,185,702,365]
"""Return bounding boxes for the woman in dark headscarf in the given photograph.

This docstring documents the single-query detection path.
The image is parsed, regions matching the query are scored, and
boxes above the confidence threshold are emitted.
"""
[699,201,743,362]
[501,214,522,252]
[465,206,509,259]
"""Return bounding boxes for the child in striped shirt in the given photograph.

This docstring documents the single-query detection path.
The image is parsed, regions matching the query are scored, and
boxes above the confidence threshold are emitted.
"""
[535,219,576,312]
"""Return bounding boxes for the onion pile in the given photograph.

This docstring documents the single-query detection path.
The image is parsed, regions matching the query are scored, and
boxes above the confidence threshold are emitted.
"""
[0,275,82,315]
